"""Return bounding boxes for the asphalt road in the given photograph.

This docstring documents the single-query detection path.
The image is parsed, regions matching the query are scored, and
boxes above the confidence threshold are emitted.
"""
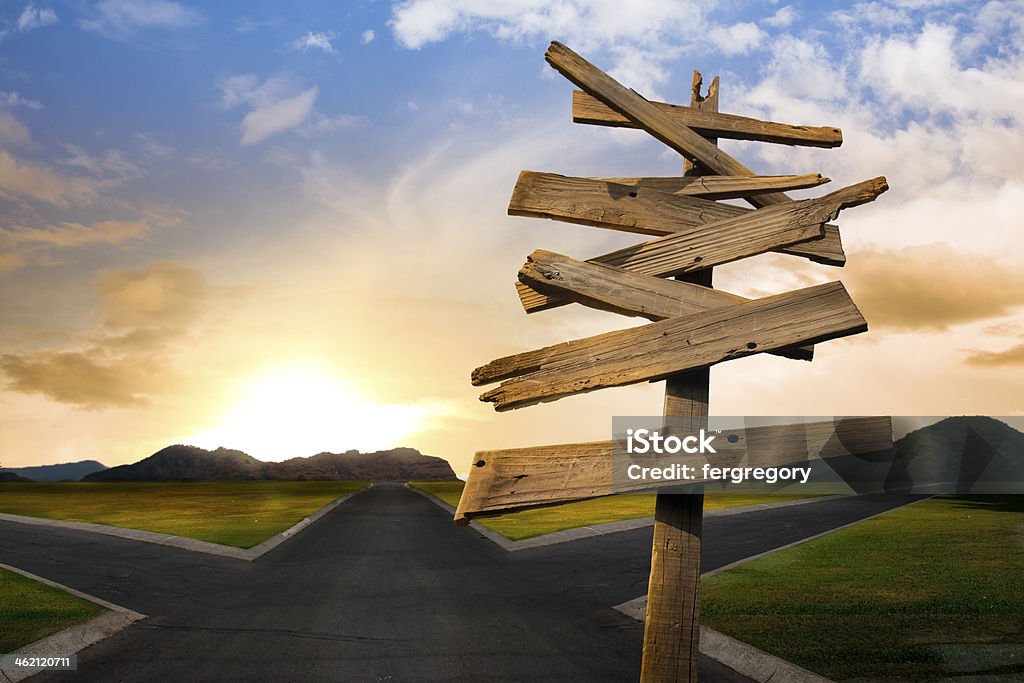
[0,484,923,682]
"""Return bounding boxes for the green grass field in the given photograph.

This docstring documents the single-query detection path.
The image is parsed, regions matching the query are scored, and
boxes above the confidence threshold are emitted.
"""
[0,567,105,653]
[0,481,368,549]
[701,495,1024,681]
[410,481,823,541]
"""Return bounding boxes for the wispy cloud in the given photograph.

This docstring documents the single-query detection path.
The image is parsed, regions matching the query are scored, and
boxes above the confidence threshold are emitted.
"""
[0,91,43,109]
[79,0,201,38]
[361,29,375,44]
[17,3,58,31]
[219,74,351,145]
[291,30,335,54]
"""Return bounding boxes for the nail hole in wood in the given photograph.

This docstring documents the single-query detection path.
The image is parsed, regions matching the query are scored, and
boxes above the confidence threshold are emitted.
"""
[728,434,739,443]
[628,191,638,197]
[746,342,757,349]
[474,460,486,467]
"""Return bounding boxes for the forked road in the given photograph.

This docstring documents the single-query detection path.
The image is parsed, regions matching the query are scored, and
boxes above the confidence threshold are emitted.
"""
[0,484,922,682]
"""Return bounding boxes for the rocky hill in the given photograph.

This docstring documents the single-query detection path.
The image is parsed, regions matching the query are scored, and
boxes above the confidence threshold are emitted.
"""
[84,445,457,482]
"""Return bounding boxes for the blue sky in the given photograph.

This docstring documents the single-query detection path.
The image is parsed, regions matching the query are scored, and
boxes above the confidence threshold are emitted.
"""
[2,0,1023,472]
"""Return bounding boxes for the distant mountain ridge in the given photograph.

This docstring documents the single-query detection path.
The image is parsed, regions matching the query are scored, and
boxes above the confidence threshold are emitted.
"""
[2,460,107,482]
[84,445,457,482]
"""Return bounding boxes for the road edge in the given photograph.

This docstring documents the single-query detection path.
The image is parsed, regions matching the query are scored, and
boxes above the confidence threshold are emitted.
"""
[0,484,371,562]
[0,563,146,683]
[408,485,842,552]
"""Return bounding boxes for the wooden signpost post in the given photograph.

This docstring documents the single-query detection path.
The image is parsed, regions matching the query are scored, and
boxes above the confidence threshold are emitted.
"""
[456,41,890,682]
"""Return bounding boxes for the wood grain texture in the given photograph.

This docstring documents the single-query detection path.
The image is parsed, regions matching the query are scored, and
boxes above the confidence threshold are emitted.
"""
[645,71,718,683]
[474,281,868,409]
[518,250,814,361]
[572,90,844,148]
[513,176,886,314]
[453,417,893,520]
[593,173,830,199]
[507,171,845,266]
[546,41,794,206]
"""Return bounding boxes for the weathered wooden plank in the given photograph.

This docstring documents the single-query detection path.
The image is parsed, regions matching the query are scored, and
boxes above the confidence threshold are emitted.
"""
[594,173,830,199]
[519,250,814,361]
[454,417,893,520]
[547,42,794,206]
[509,171,747,237]
[509,174,846,268]
[507,172,844,266]
[514,177,885,314]
[572,90,844,148]
[646,71,718,683]
[475,281,867,410]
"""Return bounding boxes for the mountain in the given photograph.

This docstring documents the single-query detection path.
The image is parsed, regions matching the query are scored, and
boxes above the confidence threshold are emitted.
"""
[893,415,1024,493]
[84,445,458,482]
[0,471,33,482]
[2,460,107,482]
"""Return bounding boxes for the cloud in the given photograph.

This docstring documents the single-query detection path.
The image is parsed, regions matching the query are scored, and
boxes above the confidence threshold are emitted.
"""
[220,75,321,145]
[0,351,162,408]
[362,29,375,43]
[859,22,1024,122]
[763,5,798,28]
[1,219,150,248]
[0,113,32,147]
[0,149,98,205]
[60,144,141,183]
[241,88,318,145]
[291,30,335,54]
[17,3,58,31]
[708,22,767,56]
[79,0,200,37]
[95,261,207,329]
[0,91,43,109]
[387,0,710,96]
[844,244,1024,331]
[0,262,208,408]
[965,343,1024,367]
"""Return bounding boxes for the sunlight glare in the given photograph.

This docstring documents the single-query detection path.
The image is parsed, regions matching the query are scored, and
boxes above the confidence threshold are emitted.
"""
[186,366,431,461]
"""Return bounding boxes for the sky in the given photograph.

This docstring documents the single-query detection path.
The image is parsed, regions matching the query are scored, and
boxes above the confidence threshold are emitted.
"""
[1,0,1022,476]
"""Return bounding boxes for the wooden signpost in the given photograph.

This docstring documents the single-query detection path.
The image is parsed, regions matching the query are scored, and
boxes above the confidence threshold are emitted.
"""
[456,41,890,682]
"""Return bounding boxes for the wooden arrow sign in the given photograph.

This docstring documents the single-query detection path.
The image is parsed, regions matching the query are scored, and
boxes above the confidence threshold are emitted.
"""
[474,281,867,410]
[518,250,814,361]
[593,173,831,199]
[571,91,844,148]
[508,171,846,263]
[513,176,887,314]
[454,416,892,522]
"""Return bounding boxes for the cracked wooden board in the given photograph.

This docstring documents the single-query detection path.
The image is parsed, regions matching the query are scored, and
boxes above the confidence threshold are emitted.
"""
[514,176,887,314]
[571,90,844,148]
[474,281,867,410]
[591,173,830,199]
[518,250,814,361]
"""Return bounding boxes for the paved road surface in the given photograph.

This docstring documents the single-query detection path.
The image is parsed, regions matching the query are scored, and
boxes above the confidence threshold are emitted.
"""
[0,484,923,681]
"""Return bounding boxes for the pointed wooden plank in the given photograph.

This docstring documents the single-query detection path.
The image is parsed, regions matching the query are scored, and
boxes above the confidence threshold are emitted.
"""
[507,172,845,265]
[572,90,844,148]
[475,281,867,410]
[518,250,814,361]
[547,41,793,206]
[594,173,830,199]
[509,171,747,237]
[513,176,886,315]
[454,417,892,521]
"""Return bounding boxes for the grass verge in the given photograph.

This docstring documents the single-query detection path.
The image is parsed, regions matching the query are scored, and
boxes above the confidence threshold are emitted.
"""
[701,495,1024,681]
[0,567,105,653]
[0,481,368,549]
[409,481,823,541]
